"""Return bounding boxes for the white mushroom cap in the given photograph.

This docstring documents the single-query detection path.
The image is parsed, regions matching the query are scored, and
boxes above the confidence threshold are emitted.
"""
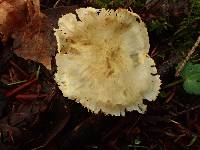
[54,7,161,116]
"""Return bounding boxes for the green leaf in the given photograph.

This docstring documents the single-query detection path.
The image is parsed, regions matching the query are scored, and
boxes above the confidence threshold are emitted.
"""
[36,65,41,80]
[180,62,200,95]
[187,134,197,147]
[180,62,200,78]
[183,73,200,95]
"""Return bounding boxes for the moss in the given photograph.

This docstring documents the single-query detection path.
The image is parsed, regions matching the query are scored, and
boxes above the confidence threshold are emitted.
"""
[87,0,139,9]
[172,0,200,50]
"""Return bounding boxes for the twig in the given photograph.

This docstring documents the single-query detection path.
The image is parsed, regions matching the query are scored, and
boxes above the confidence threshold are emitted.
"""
[128,7,133,12]
[172,105,200,117]
[150,46,158,57]
[7,80,27,86]
[175,35,200,77]
[36,65,40,80]
[16,94,47,101]
[9,60,29,78]
[165,87,176,103]
[5,78,37,97]
[53,0,62,8]
[163,79,184,89]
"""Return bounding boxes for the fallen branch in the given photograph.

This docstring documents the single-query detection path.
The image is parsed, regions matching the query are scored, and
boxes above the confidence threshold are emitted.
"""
[175,35,200,77]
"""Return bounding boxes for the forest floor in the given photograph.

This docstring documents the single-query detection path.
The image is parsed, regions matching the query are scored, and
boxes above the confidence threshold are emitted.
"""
[0,0,200,150]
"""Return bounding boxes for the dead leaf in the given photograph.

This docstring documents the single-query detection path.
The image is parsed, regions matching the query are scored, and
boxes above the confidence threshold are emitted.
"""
[12,5,78,70]
[13,15,56,70]
[0,0,54,70]
[1,0,77,70]
[12,0,56,70]
[0,0,27,42]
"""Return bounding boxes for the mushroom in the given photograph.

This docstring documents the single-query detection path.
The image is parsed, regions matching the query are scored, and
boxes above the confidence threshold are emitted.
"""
[54,7,161,116]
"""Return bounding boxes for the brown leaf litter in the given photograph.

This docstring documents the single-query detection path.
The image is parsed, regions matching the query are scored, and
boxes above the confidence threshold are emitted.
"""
[0,0,57,70]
